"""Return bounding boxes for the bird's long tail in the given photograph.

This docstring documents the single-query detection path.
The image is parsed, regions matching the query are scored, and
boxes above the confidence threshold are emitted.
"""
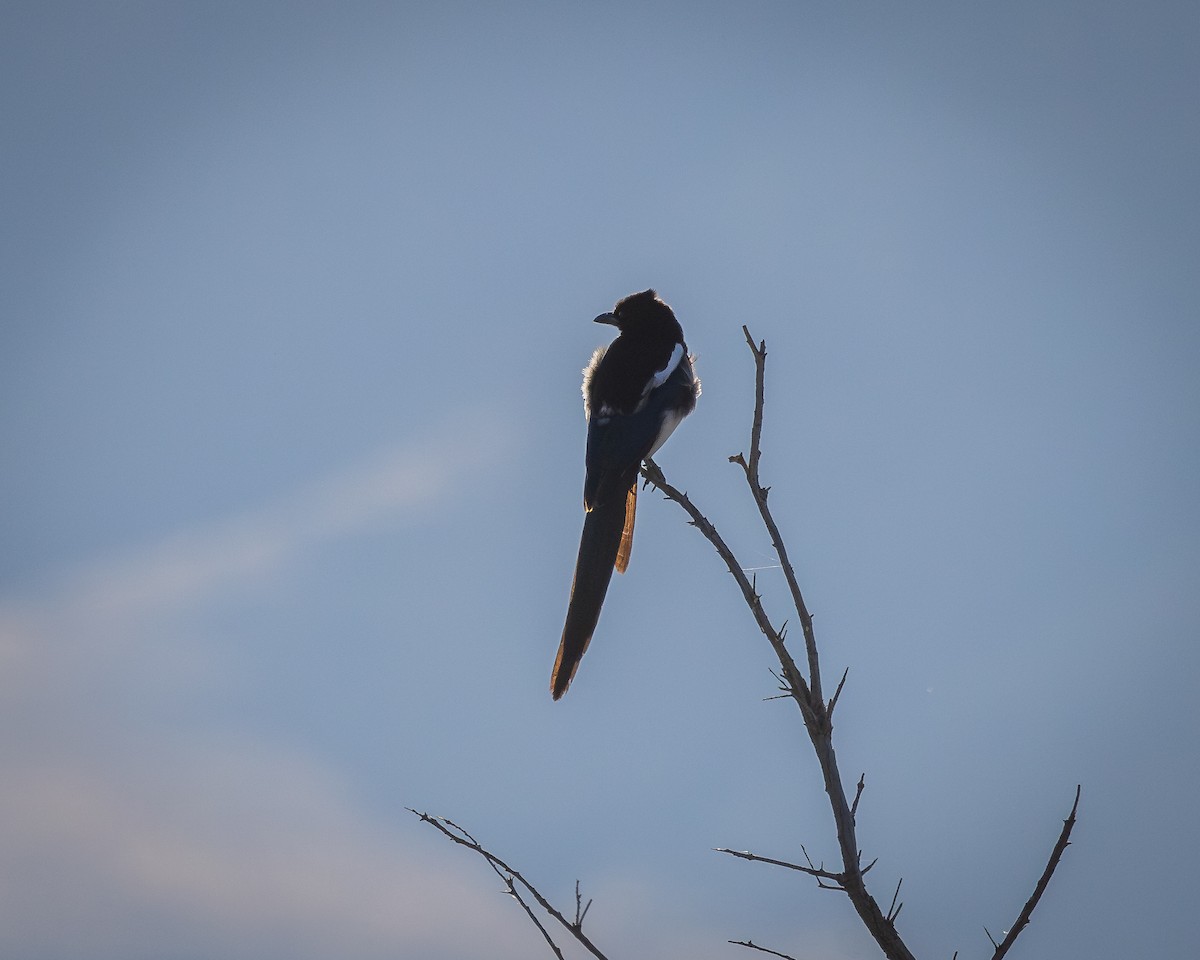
[551,486,635,699]
[615,482,636,574]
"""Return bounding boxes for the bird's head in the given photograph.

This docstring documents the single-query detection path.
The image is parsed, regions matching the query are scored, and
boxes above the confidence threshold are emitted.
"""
[595,289,677,333]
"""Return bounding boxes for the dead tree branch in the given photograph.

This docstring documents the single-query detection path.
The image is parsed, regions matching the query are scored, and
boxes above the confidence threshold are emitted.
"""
[640,332,916,960]
[408,809,609,960]
[416,325,1078,958]
[639,326,1077,959]
[988,785,1081,960]
[714,846,848,889]
[729,326,823,705]
[729,939,802,960]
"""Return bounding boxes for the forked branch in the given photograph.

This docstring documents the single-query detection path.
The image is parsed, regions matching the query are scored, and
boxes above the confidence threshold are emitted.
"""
[408,809,609,960]
[640,327,1077,959]
[417,326,1078,959]
[641,329,915,960]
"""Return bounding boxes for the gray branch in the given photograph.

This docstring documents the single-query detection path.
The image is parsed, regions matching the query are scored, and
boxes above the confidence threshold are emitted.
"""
[640,327,1078,960]
[408,809,608,960]
[416,324,1079,959]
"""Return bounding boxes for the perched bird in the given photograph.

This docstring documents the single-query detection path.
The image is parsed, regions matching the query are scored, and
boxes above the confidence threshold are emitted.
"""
[551,289,699,699]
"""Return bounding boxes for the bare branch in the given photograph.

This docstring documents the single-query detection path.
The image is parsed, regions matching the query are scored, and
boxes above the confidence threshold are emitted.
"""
[409,809,610,960]
[734,325,823,707]
[640,458,817,728]
[643,332,918,960]
[502,872,566,960]
[575,879,593,927]
[762,668,793,701]
[988,785,1082,959]
[715,846,845,886]
[729,939,802,960]
[419,325,1078,960]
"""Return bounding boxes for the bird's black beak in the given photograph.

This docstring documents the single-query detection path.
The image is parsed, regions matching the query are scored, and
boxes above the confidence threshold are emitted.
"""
[594,312,618,326]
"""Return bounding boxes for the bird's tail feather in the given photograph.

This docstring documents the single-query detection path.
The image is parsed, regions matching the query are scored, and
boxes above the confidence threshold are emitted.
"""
[615,483,636,574]
[551,493,629,699]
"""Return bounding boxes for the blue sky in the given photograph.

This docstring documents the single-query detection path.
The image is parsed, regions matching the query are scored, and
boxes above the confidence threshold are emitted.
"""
[2,2,1198,957]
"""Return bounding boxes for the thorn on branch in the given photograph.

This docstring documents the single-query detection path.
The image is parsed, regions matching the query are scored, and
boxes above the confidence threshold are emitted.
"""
[850,773,866,822]
[764,668,793,699]
[887,878,904,923]
[827,667,850,719]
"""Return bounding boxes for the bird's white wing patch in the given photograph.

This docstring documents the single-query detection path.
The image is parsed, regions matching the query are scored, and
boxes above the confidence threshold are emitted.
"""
[646,342,684,394]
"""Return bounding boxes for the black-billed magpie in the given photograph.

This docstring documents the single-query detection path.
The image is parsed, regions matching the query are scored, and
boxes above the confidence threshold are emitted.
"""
[551,289,699,699]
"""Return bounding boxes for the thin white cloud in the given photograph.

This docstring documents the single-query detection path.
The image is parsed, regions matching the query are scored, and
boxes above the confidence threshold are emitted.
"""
[0,416,537,959]
[0,742,527,960]
[62,412,508,622]
[0,411,509,689]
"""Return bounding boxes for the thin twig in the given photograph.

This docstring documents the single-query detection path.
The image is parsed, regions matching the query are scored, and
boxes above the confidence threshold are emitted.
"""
[644,331,918,960]
[409,810,609,960]
[502,872,566,959]
[438,815,566,958]
[850,774,866,822]
[716,847,845,887]
[575,879,593,927]
[827,668,850,720]
[640,458,817,727]
[729,939,802,960]
[418,325,1078,960]
[988,785,1082,959]
[734,325,823,707]
[887,878,904,923]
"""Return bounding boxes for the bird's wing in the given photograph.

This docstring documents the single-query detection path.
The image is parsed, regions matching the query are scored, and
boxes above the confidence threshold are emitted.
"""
[583,356,696,510]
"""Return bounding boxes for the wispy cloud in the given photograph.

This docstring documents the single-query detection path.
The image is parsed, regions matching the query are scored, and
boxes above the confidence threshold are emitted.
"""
[36,411,508,622]
[0,739,526,960]
[0,415,535,959]
[0,411,509,682]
